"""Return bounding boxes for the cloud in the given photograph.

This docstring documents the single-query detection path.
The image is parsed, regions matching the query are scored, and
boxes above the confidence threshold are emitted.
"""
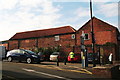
[0,0,62,41]
[0,0,18,10]
[75,7,90,18]
[95,3,118,17]
[53,0,118,2]
[64,6,90,25]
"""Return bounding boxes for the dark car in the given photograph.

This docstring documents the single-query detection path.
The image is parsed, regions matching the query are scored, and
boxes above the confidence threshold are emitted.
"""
[37,52,45,61]
[38,52,50,61]
[6,49,41,64]
[87,53,99,63]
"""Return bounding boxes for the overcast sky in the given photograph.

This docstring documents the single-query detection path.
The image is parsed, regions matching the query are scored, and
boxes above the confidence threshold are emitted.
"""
[0,0,119,41]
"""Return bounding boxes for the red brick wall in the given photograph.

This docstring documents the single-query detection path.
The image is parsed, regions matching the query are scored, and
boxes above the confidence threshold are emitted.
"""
[75,18,119,61]
[8,34,75,55]
[76,18,118,46]
[95,31,112,44]
[20,39,37,50]
[38,37,55,48]
[38,34,76,54]
[8,40,18,50]
[38,34,75,48]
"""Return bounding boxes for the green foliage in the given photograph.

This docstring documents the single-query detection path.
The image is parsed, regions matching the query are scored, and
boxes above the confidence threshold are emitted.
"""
[33,46,60,55]
[103,42,116,46]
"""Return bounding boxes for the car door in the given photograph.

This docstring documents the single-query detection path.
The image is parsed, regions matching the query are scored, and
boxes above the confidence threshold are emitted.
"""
[9,50,19,60]
[18,50,27,62]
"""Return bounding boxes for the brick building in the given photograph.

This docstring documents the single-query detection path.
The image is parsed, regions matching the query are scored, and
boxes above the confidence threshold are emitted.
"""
[1,17,120,61]
[8,26,76,54]
[75,17,120,61]
[0,40,8,50]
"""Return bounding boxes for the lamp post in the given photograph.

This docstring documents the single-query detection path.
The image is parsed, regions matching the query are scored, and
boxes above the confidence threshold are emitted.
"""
[90,0,96,67]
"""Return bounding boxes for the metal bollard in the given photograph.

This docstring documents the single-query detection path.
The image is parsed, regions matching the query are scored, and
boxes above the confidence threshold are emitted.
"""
[64,58,67,65]
[57,58,59,66]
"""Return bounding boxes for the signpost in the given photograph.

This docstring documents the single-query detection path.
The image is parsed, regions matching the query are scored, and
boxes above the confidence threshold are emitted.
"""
[81,31,88,68]
[90,0,96,67]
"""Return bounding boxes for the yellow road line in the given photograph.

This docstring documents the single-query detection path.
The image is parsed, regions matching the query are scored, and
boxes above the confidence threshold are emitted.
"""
[7,62,92,75]
[81,69,92,74]
[28,64,92,74]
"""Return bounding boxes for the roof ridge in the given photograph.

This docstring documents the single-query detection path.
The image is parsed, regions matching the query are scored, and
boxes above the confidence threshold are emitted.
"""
[17,26,73,34]
[77,16,117,32]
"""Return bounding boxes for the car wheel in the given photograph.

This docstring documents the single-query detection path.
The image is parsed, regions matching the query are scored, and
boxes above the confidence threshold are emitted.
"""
[26,58,32,64]
[8,57,12,62]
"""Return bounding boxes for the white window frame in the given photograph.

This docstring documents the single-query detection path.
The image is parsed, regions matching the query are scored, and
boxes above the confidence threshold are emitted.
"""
[84,33,89,40]
[55,35,60,41]
[71,34,75,39]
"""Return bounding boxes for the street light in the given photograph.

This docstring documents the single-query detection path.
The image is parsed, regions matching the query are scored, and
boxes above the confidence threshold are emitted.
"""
[89,0,96,67]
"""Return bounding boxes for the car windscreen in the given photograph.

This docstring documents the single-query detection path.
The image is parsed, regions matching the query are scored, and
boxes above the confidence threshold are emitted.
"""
[87,53,97,57]
[24,50,36,55]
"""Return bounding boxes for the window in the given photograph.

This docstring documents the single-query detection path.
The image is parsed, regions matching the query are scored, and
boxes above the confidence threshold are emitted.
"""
[10,50,18,53]
[18,50,25,54]
[55,35,60,41]
[71,34,75,39]
[84,33,89,40]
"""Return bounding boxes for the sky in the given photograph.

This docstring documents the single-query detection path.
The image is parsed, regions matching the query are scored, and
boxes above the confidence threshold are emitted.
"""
[0,0,119,41]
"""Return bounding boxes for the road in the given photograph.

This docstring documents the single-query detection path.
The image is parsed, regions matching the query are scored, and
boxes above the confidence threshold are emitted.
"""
[2,61,112,80]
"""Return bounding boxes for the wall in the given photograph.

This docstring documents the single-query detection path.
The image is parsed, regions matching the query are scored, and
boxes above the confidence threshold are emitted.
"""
[20,39,37,50]
[76,18,118,46]
[8,40,18,50]
[8,34,76,55]
[75,18,119,61]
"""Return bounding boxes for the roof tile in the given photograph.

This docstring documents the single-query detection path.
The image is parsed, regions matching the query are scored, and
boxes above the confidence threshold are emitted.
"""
[10,26,76,40]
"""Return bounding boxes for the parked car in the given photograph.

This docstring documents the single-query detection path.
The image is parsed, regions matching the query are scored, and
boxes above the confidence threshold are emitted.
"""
[50,52,66,61]
[87,53,99,63]
[67,53,81,62]
[37,52,45,61]
[38,52,50,61]
[6,49,41,64]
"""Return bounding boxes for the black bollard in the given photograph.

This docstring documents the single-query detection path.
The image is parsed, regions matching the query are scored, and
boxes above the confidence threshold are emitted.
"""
[57,58,59,66]
[64,58,67,65]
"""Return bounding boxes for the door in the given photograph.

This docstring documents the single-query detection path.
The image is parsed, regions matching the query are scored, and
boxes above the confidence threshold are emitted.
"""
[18,50,26,61]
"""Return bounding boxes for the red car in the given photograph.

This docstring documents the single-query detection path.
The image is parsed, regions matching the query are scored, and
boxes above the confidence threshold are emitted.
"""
[67,54,81,62]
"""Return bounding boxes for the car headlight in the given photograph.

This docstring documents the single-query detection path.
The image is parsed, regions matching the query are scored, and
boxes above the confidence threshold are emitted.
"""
[32,55,38,58]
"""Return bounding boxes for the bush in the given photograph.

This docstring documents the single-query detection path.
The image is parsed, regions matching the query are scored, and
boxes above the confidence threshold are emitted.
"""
[33,46,60,55]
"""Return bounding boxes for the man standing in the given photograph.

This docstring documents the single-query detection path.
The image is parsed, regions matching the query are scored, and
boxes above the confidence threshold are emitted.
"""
[108,53,113,64]
[69,51,75,61]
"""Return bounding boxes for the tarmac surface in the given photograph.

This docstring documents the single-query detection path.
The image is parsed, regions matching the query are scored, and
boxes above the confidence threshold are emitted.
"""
[2,60,120,80]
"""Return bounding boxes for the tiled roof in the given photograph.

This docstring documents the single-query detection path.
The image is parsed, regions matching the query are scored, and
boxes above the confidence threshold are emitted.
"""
[10,26,76,40]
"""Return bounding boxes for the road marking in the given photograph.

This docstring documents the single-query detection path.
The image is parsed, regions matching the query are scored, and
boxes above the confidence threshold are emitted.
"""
[22,68,72,80]
[80,69,92,74]
[22,68,35,72]
[7,62,92,75]
[29,64,92,74]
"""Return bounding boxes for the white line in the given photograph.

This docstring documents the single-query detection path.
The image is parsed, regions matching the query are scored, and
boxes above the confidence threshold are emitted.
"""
[22,68,35,72]
[22,68,72,80]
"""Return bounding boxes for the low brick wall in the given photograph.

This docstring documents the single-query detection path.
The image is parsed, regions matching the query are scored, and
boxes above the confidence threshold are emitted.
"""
[92,65,120,78]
